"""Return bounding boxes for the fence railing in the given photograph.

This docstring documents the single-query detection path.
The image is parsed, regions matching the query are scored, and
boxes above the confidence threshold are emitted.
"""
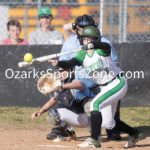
[0,0,149,43]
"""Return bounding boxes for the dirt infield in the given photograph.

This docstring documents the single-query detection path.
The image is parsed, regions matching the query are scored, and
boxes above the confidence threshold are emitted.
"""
[0,126,150,150]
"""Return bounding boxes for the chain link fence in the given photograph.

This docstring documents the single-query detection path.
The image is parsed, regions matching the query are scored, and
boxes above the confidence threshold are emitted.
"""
[0,0,149,44]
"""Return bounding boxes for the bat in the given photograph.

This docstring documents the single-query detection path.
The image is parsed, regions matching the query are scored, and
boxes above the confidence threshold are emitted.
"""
[18,48,81,68]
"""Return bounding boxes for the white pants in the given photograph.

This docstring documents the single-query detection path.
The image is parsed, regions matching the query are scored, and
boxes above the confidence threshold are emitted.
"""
[91,77,127,128]
[57,105,116,129]
[57,77,127,130]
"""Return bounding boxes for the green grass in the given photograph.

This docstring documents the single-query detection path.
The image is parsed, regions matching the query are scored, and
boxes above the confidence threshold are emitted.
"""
[0,107,48,130]
[0,107,150,130]
[120,107,150,128]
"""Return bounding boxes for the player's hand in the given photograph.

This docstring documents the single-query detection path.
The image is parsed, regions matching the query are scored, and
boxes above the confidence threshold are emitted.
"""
[81,43,94,50]
[31,111,41,119]
[48,58,58,67]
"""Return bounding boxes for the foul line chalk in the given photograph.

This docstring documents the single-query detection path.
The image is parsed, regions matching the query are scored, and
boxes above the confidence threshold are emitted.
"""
[37,144,72,148]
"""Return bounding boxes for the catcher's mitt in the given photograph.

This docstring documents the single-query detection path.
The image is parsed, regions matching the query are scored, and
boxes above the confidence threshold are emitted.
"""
[37,73,61,95]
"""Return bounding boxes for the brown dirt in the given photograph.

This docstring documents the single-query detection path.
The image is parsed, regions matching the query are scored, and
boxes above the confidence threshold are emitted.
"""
[0,126,150,150]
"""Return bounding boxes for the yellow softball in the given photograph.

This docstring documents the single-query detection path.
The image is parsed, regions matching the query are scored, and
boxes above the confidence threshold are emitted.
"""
[24,53,33,62]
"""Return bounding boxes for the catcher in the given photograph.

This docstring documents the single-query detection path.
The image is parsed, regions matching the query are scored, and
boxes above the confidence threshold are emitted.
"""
[31,68,95,141]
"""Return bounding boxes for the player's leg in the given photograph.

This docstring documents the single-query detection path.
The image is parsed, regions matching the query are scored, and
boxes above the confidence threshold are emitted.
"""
[111,119,144,148]
[106,100,121,140]
[57,108,89,127]
[110,101,144,148]
[47,106,76,141]
[78,97,103,148]
[84,100,116,129]
[78,76,127,148]
[99,78,144,148]
[101,104,116,129]
[90,82,121,140]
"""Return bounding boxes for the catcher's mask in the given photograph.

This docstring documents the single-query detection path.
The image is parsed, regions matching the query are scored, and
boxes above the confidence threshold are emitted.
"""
[55,68,72,81]
[72,14,98,44]
[73,14,97,30]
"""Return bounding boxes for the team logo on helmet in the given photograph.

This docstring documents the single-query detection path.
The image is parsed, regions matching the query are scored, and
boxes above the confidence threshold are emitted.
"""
[84,28,92,34]
[42,8,47,13]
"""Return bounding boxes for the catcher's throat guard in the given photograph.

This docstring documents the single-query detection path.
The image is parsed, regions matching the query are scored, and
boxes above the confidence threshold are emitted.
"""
[37,73,61,95]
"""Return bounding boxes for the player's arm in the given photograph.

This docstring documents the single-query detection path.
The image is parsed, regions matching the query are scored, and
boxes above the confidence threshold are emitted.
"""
[62,80,84,90]
[49,57,81,70]
[82,41,111,54]
[94,41,111,54]
[31,97,58,119]
[49,50,84,69]
[58,50,86,69]
[58,58,81,69]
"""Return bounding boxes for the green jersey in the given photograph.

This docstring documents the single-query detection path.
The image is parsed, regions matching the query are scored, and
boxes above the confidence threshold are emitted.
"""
[74,49,121,84]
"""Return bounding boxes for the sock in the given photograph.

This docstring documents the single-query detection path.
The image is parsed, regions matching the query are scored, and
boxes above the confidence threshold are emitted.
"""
[113,120,137,136]
[90,111,102,140]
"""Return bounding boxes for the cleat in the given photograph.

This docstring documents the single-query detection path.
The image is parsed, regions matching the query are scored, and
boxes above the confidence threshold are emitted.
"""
[124,129,144,148]
[47,133,57,140]
[47,127,76,141]
[53,132,76,142]
[77,138,101,148]
[53,135,68,142]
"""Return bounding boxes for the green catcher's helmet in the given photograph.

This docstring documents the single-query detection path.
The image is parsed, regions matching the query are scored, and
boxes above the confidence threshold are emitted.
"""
[38,7,52,17]
[82,26,101,41]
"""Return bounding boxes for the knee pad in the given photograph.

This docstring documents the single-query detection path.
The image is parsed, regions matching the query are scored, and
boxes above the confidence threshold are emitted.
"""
[77,114,89,127]
[47,108,61,128]
[84,101,90,116]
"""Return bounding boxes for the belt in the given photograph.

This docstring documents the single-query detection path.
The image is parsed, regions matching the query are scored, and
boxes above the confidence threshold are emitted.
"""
[100,73,123,86]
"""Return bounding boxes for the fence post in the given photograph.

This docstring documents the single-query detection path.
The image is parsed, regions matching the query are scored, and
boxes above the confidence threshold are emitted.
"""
[122,0,127,43]
[109,0,115,42]
[119,0,123,43]
[100,0,104,35]
[24,0,28,40]
[37,0,42,28]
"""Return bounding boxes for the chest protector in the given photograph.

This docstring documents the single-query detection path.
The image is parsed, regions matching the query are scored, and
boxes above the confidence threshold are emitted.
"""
[57,78,76,107]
